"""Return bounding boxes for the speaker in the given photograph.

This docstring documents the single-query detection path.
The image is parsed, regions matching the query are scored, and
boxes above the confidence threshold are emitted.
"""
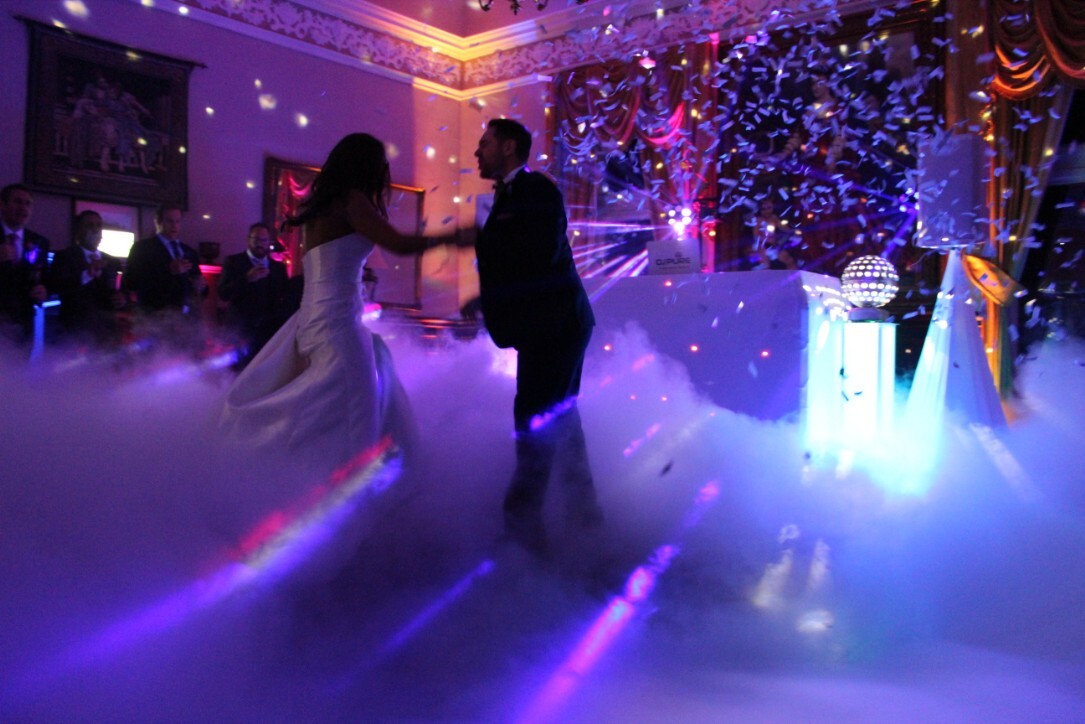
[916,134,989,249]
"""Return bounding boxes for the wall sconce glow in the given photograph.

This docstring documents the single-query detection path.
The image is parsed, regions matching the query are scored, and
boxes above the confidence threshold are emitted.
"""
[63,0,89,18]
[178,146,187,154]
[140,0,154,6]
[424,145,436,160]
[201,214,211,220]
[254,79,262,89]
[205,107,214,116]
[295,113,309,128]
[245,181,255,189]
[258,94,277,110]
[841,255,899,321]
[178,5,189,14]
[126,50,141,62]
[52,19,69,29]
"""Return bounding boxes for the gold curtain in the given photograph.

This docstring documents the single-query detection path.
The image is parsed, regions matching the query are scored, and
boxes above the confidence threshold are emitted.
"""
[982,0,1084,395]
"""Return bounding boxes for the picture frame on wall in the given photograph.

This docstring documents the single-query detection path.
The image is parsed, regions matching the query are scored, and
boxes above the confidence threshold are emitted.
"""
[22,20,196,208]
[263,157,425,309]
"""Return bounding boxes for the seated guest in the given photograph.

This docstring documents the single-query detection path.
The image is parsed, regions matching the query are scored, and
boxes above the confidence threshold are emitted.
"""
[0,183,51,340]
[49,210,127,345]
[217,222,291,366]
[125,204,206,315]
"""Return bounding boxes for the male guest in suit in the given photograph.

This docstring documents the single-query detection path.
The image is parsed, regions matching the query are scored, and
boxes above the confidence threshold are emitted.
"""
[50,210,126,345]
[0,183,51,339]
[474,118,601,554]
[217,222,290,367]
[125,204,206,315]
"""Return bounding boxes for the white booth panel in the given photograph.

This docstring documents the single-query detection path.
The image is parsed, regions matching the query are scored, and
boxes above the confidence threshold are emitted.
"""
[585,271,847,421]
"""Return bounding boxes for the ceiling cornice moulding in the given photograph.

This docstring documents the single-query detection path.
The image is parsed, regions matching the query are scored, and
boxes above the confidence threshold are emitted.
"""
[310,0,696,61]
[145,0,900,95]
[154,0,462,88]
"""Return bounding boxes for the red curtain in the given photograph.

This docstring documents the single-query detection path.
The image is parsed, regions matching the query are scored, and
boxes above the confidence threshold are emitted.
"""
[553,43,717,260]
[269,166,316,277]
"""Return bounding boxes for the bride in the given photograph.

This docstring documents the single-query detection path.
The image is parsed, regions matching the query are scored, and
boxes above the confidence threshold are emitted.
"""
[218,133,439,476]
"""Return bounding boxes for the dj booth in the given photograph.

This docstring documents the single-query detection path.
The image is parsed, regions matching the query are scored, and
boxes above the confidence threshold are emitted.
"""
[585,271,851,423]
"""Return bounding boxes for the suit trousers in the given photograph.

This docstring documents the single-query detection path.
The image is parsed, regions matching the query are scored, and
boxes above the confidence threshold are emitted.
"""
[503,326,598,528]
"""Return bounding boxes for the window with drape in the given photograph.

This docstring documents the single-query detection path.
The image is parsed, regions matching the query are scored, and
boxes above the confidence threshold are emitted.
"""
[552,43,718,278]
[551,4,940,281]
[980,0,1085,394]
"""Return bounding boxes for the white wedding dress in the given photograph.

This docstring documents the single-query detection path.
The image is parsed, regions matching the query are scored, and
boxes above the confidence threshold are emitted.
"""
[218,233,414,475]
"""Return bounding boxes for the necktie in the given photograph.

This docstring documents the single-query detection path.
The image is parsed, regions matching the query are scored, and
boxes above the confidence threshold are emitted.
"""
[6,232,21,261]
[171,241,183,260]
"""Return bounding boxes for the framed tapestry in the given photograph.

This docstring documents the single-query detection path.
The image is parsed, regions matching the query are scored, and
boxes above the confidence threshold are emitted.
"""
[263,156,425,309]
[22,20,195,207]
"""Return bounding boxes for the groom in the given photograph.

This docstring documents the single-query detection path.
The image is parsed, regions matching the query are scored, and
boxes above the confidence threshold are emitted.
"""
[474,118,601,555]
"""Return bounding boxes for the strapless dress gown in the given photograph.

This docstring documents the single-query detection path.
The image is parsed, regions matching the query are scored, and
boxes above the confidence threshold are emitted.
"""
[218,233,414,474]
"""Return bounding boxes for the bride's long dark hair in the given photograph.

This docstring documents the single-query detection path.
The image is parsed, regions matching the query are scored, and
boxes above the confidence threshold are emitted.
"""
[285,133,391,229]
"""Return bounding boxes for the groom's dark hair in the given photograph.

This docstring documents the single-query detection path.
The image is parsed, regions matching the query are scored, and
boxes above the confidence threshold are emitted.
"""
[488,118,532,164]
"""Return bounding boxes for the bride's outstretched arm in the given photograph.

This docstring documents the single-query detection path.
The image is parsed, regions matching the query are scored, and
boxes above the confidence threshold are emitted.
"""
[345,189,461,256]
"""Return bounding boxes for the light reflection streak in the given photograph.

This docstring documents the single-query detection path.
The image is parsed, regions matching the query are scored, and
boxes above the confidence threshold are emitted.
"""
[968,422,1037,502]
[516,480,720,724]
[328,558,497,694]
[8,437,402,701]
[583,251,649,294]
[571,239,629,260]
[378,559,495,657]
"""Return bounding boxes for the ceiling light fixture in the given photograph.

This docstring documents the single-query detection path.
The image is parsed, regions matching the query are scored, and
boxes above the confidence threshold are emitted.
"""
[479,0,588,14]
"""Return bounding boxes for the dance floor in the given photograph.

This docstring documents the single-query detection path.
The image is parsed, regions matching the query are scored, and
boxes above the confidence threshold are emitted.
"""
[1,315,1083,722]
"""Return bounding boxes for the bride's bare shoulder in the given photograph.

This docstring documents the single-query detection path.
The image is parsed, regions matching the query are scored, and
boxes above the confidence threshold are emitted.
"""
[303,214,352,251]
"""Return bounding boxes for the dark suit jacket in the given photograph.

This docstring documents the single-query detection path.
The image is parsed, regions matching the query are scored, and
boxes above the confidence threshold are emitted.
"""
[125,235,205,312]
[0,228,51,328]
[49,244,123,337]
[475,169,594,350]
[217,251,290,337]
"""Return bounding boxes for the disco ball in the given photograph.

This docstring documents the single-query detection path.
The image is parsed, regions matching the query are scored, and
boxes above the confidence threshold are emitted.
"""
[841,255,899,310]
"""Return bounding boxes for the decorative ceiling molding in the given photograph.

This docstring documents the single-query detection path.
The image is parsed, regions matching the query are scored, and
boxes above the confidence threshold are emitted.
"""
[147,0,897,96]
[413,73,554,104]
[310,0,695,61]
[158,0,461,87]
[464,0,888,87]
